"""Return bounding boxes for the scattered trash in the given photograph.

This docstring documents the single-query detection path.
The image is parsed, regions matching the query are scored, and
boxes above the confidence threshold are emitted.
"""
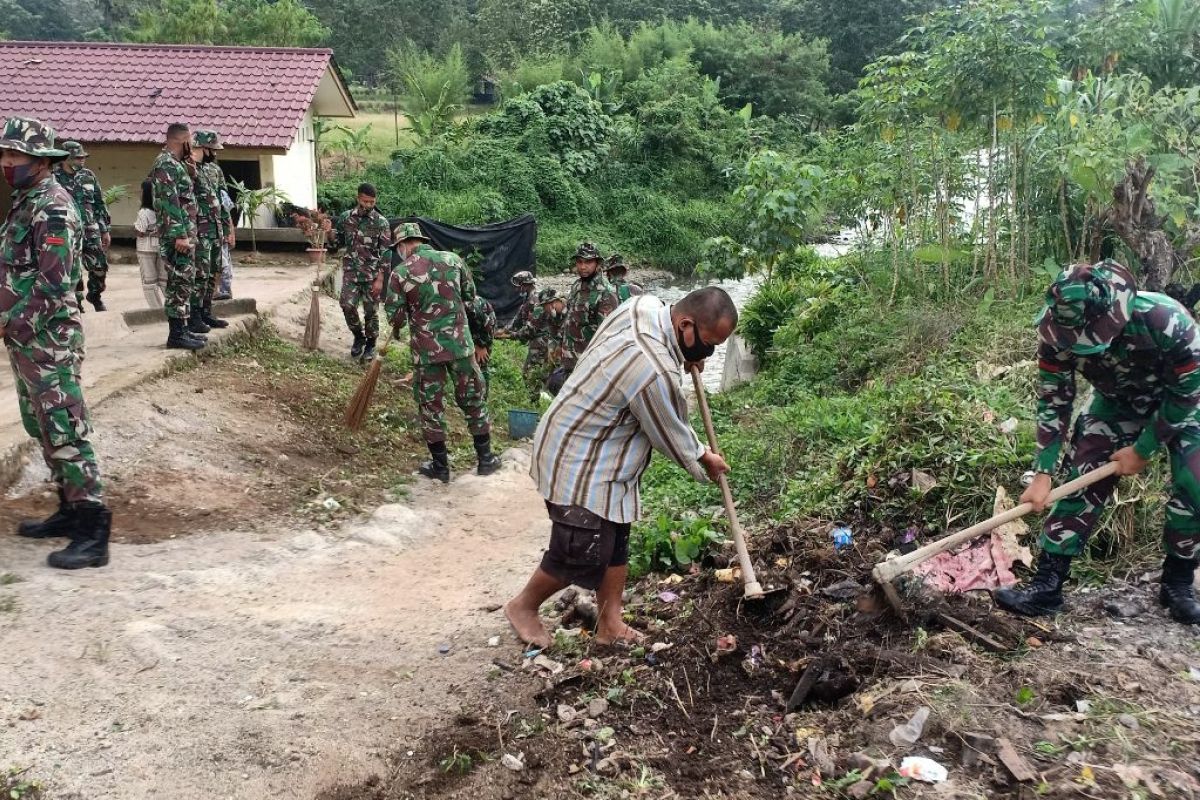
[1190,666,1200,682]
[888,706,931,747]
[657,591,680,603]
[742,644,764,675]
[912,486,1032,592]
[831,525,853,550]
[714,567,742,583]
[660,573,683,585]
[587,698,609,717]
[999,417,1019,434]
[650,642,672,653]
[321,497,341,510]
[487,636,501,647]
[715,634,738,656]
[996,737,1037,782]
[437,643,451,655]
[532,654,564,675]
[501,752,525,772]
[899,756,948,783]
[578,658,596,672]
[1075,699,1092,713]
[820,579,863,600]
[523,648,542,659]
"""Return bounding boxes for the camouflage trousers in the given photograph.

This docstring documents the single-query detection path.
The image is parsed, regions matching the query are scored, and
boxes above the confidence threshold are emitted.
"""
[193,231,223,306]
[160,242,196,320]
[1043,394,1200,560]
[340,274,378,339]
[522,339,556,401]
[413,356,491,445]
[8,345,103,505]
[81,237,108,298]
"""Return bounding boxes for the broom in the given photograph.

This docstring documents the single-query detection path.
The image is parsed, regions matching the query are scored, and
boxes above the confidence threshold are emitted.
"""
[301,260,323,351]
[343,327,396,430]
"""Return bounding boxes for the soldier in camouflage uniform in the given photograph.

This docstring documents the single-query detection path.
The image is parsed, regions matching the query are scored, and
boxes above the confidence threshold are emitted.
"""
[54,141,111,311]
[386,222,501,483]
[996,261,1200,624]
[189,129,233,331]
[560,242,619,372]
[150,123,205,350]
[605,253,644,303]
[518,287,565,401]
[0,117,112,570]
[336,183,392,360]
[503,270,537,335]
[466,292,497,400]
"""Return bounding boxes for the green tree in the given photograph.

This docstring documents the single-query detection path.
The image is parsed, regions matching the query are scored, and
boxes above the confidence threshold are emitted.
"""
[130,0,327,47]
[389,42,471,139]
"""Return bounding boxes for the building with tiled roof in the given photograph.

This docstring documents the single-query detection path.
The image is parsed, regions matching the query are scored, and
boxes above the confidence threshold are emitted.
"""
[0,41,355,234]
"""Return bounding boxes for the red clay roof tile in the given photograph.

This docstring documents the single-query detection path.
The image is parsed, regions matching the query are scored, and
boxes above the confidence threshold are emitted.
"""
[0,41,337,149]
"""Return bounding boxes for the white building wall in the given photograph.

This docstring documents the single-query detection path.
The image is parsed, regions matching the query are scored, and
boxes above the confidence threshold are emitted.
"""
[270,108,318,214]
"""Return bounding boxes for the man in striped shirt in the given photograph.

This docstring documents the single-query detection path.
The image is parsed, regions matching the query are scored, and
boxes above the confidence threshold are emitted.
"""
[505,288,736,647]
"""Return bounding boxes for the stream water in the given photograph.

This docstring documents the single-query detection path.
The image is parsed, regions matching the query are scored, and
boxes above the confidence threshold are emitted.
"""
[643,235,856,391]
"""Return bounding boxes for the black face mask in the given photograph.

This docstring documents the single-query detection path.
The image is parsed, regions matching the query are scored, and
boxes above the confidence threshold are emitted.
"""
[678,322,715,362]
[202,151,216,164]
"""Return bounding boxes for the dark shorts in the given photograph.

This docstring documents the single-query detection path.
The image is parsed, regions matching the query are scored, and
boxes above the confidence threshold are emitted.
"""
[539,501,631,590]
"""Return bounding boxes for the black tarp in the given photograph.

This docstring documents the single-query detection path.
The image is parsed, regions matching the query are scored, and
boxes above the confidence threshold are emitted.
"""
[394,214,538,325]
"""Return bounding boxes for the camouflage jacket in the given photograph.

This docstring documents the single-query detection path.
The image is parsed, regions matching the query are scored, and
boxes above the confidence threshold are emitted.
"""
[508,291,536,338]
[611,277,644,303]
[0,175,82,351]
[336,206,392,282]
[53,165,109,238]
[527,304,564,354]
[1035,292,1200,472]
[467,295,497,351]
[150,150,197,243]
[195,161,232,237]
[561,274,619,364]
[385,243,476,365]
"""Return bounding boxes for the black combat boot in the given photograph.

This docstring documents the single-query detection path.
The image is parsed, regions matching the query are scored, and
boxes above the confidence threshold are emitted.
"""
[202,301,229,329]
[188,306,211,335]
[419,442,451,483]
[1159,554,1200,624]
[350,328,366,359]
[47,504,111,570]
[17,489,73,538]
[87,293,106,312]
[993,550,1073,616]
[474,434,502,476]
[362,336,377,361]
[167,318,205,350]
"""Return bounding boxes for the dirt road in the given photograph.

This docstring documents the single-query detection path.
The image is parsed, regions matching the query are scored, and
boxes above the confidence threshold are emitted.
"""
[0,335,548,799]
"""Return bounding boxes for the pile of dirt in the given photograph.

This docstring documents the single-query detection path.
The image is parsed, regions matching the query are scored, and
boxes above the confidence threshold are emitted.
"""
[322,520,1200,799]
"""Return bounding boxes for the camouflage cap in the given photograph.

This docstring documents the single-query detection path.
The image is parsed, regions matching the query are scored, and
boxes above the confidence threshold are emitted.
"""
[0,116,69,160]
[538,287,561,304]
[62,140,90,158]
[573,241,601,262]
[192,129,224,150]
[393,221,430,242]
[605,253,628,273]
[510,270,536,287]
[1037,260,1137,355]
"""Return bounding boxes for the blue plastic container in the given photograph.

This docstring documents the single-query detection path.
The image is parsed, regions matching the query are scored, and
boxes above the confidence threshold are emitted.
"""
[508,409,540,440]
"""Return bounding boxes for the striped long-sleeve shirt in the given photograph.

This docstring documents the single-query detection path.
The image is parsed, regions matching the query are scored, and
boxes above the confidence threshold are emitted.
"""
[530,295,709,523]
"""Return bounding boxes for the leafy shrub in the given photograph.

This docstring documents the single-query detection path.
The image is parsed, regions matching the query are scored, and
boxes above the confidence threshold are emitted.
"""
[629,514,726,579]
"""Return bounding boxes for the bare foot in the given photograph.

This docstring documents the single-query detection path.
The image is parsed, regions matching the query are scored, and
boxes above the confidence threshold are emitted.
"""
[504,600,552,649]
[595,621,646,646]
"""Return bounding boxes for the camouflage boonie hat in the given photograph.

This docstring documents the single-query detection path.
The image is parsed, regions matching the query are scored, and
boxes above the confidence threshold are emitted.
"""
[192,129,224,150]
[0,116,69,160]
[1037,260,1137,356]
[393,221,430,242]
[573,241,601,262]
[62,141,89,158]
[605,253,628,274]
[510,270,535,287]
[538,287,561,304]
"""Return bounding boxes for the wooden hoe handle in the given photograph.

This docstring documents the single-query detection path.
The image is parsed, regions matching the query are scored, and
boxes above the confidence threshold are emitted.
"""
[690,367,764,599]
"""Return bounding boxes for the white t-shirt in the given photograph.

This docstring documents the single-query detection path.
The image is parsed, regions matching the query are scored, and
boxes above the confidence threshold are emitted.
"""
[134,207,159,253]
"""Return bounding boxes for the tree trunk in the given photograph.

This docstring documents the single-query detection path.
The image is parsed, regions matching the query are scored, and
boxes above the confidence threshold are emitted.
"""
[1104,157,1187,291]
